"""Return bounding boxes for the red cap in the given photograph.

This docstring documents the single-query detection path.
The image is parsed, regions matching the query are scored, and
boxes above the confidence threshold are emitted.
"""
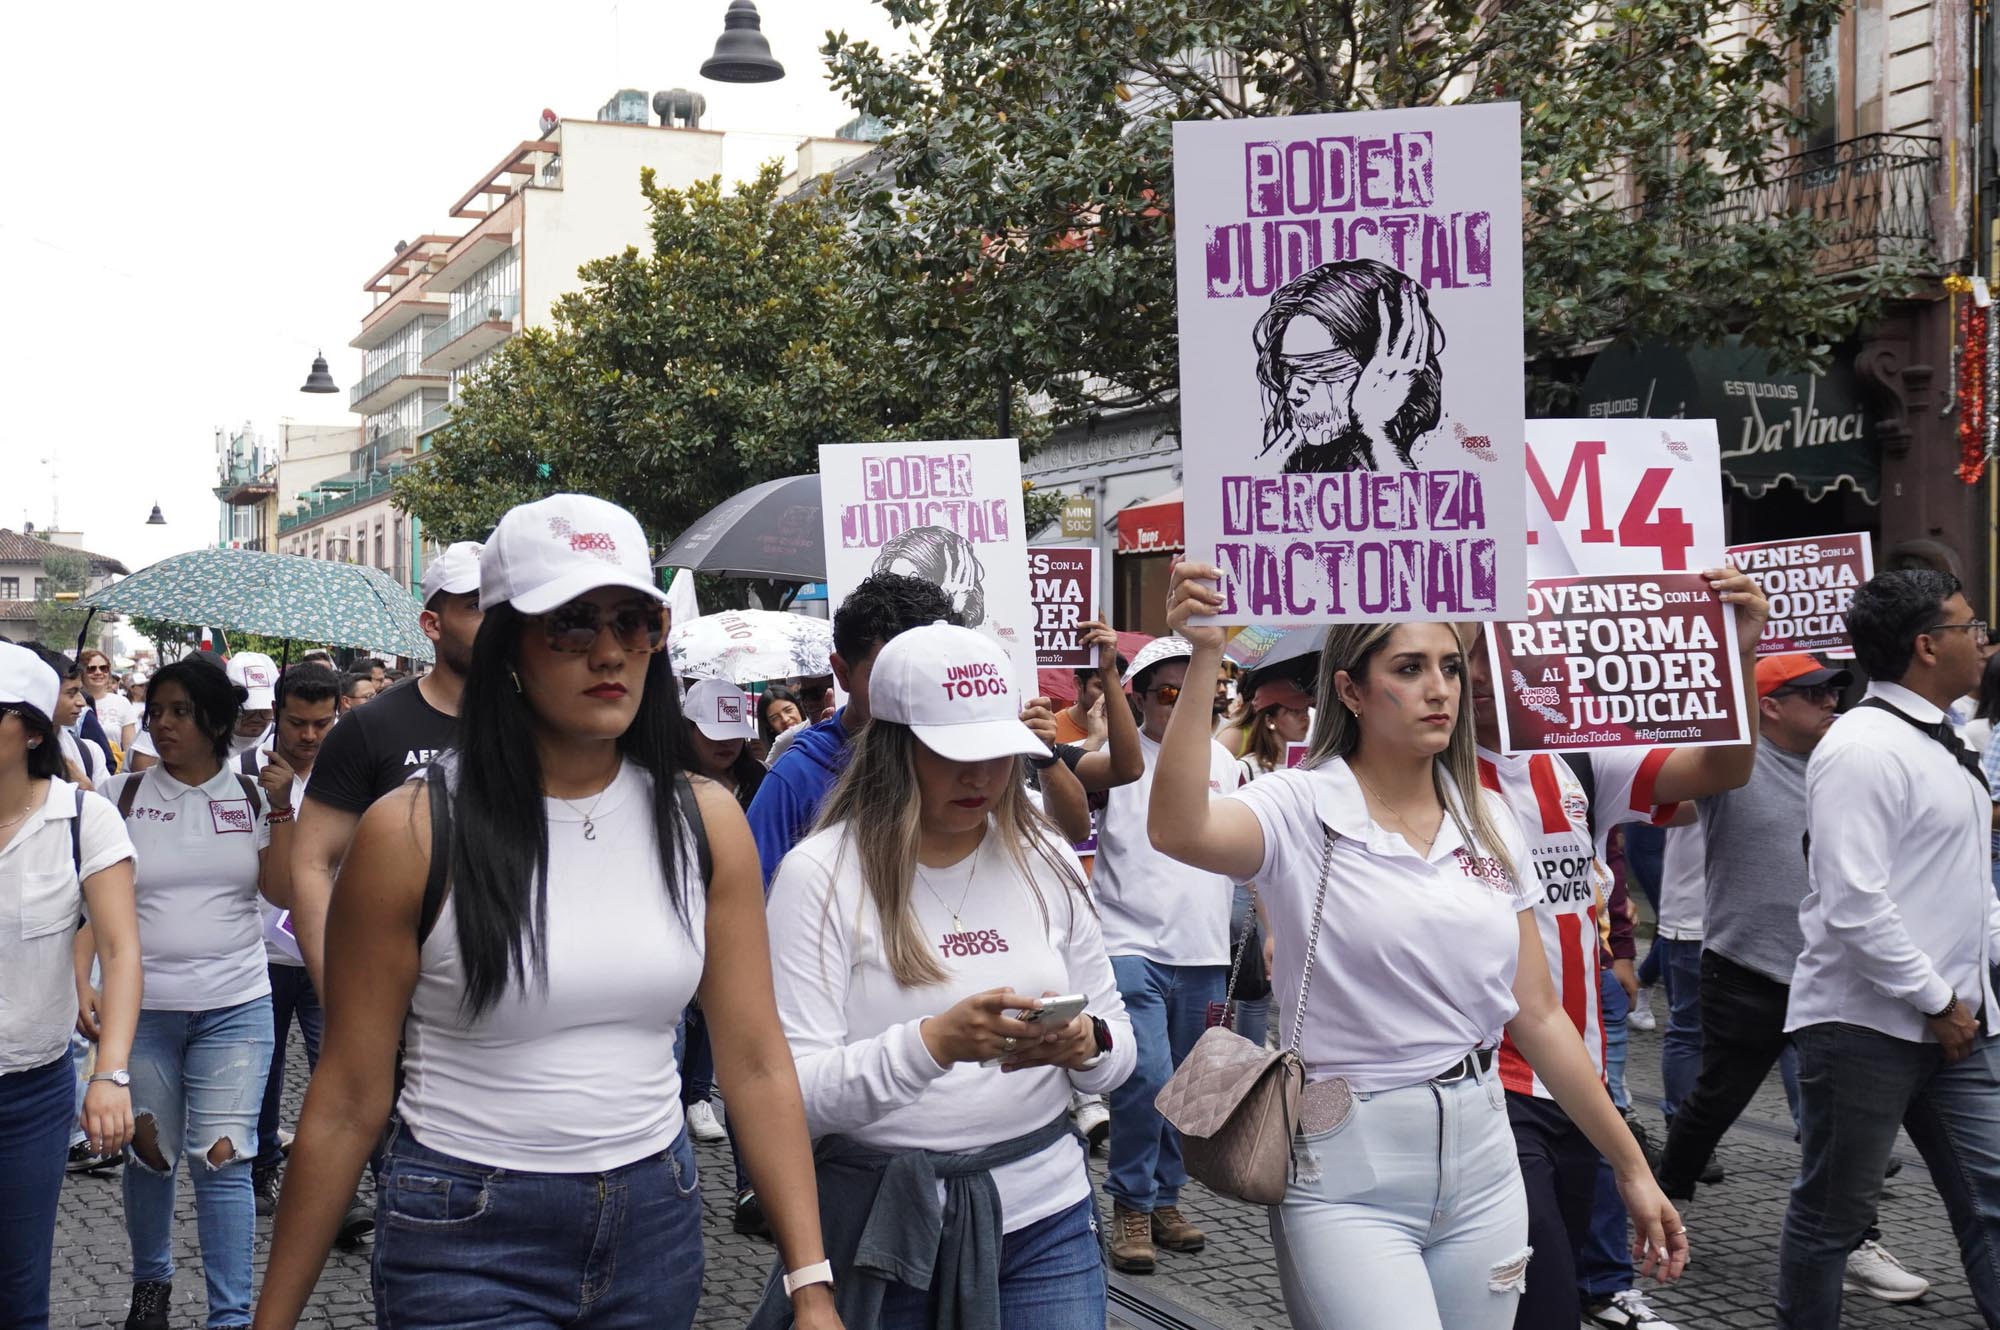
[1250,676,1315,713]
[1754,653,1852,698]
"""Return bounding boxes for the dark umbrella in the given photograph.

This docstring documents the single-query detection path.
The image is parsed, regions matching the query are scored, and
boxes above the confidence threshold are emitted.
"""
[654,475,823,582]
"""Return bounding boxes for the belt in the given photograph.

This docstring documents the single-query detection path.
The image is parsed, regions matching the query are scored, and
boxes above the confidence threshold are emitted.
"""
[1431,1047,1495,1084]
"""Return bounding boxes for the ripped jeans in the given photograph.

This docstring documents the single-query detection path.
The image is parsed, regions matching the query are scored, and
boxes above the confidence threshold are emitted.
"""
[1272,1061,1529,1330]
[124,997,272,1328]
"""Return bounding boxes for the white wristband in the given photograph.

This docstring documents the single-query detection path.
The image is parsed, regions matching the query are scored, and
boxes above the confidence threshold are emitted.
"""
[783,1259,835,1298]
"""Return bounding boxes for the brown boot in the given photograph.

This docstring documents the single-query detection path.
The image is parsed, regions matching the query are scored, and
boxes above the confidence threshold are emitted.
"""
[1151,1204,1206,1253]
[1109,1203,1156,1274]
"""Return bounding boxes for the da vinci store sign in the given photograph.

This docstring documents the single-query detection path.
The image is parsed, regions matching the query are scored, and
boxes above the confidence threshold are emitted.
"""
[1578,337,1878,503]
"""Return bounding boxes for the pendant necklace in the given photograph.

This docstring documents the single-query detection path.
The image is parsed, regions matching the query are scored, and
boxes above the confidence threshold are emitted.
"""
[554,786,612,840]
[918,838,982,932]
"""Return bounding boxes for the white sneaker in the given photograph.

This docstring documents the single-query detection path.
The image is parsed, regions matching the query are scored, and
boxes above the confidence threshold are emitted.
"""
[1074,1097,1110,1153]
[1844,1239,1930,1303]
[686,1100,726,1143]
[1627,988,1658,1031]
[1584,1288,1678,1329]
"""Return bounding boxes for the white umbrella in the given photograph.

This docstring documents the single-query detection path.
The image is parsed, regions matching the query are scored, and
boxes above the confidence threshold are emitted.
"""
[668,610,833,685]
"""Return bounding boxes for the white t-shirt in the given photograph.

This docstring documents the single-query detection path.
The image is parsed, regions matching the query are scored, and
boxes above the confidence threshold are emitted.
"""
[399,761,705,1172]
[1093,732,1243,965]
[1657,818,1707,941]
[1228,759,1534,1093]
[58,727,108,784]
[99,765,273,1012]
[1477,747,1678,1098]
[766,818,1135,1234]
[0,780,135,1074]
[93,692,136,742]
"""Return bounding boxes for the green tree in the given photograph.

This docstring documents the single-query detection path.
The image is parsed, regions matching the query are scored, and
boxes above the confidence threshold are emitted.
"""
[824,0,1899,416]
[34,548,92,648]
[396,162,1004,585]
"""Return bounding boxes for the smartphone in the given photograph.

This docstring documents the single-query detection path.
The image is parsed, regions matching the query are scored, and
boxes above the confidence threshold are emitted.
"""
[982,993,1090,1067]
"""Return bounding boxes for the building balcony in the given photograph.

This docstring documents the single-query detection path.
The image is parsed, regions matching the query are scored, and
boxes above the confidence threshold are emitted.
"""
[353,290,452,351]
[1700,134,1940,276]
[419,402,453,437]
[351,426,414,475]
[277,467,406,536]
[213,472,277,506]
[423,292,519,372]
[350,356,448,414]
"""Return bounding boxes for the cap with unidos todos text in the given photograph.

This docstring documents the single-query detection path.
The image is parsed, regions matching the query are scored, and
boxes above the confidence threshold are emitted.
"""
[421,541,485,605]
[227,652,279,710]
[684,677,757,741]
[1753,652,1854,699]
[479,495,667,616]
[0,642,60,722]
[868,622,1050,763]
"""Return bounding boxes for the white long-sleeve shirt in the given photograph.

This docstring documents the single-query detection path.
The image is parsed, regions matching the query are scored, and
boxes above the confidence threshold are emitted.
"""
[766,818,1135,1233]
[1789,681,2000,1041]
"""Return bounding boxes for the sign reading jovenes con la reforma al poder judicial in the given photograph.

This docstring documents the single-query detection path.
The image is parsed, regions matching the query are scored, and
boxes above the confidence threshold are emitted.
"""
[1174,102,1527,623]
[1724,532,1872,659]
[1487,419,1749,752]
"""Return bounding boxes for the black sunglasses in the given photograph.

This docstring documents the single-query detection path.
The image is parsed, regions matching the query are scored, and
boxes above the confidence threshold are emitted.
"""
[535,600,666,655]
[1773,682,1842,704]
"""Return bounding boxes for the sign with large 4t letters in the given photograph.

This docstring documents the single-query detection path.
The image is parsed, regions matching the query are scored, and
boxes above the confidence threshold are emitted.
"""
[1487,420,1748,752]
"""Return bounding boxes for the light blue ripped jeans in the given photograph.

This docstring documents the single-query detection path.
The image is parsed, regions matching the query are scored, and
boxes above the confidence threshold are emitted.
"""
[125,996,272,1329]
[1272,1059,1530,1330]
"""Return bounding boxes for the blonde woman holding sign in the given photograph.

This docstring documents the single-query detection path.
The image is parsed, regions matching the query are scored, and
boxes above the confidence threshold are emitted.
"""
[1147,562,1685,1330]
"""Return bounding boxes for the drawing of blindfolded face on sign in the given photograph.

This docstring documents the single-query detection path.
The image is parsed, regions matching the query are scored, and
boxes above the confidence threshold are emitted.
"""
[1253,258,1446,473]
[873,525,988,629]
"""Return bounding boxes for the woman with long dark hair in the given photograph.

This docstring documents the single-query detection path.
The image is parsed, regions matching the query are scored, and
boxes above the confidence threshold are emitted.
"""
[752,622,1135,1330]
[685,677,767,810]
[0,644,140,1330]
[1147,563,1685,1330]
[98,654,295,1330]
[254,496,837,1330]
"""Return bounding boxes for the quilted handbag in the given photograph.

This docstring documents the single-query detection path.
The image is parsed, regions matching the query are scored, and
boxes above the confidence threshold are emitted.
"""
[1155,827,1341,1206]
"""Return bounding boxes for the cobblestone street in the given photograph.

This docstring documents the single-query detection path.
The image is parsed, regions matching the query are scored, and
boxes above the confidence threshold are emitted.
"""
[48,1017,1988,1328]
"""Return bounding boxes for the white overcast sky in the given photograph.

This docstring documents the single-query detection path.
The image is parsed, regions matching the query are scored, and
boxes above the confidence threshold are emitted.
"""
[1,0,908,575]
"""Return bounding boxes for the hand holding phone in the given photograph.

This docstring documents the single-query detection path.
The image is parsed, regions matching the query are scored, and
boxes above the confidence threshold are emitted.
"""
[981,993,1089,1068]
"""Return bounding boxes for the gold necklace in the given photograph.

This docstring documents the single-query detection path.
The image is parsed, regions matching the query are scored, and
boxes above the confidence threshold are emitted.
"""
[917,839,982,933]
[1353,768,1443,854]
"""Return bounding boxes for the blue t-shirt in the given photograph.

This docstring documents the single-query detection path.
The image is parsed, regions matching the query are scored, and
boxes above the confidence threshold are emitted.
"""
[745,710,855,890]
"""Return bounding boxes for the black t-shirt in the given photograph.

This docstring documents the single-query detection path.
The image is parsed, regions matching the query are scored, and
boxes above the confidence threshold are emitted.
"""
[304,677,458,815]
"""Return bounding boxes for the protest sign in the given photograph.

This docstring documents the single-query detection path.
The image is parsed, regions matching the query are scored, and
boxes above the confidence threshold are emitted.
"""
[1173,103,1527,623]
[1030,546,1099,667]
[1488,419,1748,752]
[819,439,1036,696]
[1725,532,1872,658]
[1285,742,1310,769]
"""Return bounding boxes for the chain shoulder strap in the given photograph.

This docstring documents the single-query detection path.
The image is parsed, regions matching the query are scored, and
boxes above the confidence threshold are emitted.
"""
[1286,826,1339,1055]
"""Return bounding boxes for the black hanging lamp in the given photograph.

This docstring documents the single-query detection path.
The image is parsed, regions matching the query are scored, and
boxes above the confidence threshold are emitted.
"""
[300,352,338,394]
[145,502,166,525]
[700,1,785,83]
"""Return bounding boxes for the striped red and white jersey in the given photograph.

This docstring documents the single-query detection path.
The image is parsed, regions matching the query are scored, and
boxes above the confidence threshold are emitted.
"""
[1478,747,1679,1099]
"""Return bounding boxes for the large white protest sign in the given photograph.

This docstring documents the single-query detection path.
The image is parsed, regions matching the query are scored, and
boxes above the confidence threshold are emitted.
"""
[1174,103,1526,623]
[819,439,1037,697]
[1488,419,1748,752]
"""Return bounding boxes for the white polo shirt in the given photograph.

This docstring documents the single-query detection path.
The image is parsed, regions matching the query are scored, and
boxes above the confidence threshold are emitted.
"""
[1093,731,1243,966]
[0,780,135,1074]
[1228,759,1533,1093]
[100,765,274,1012]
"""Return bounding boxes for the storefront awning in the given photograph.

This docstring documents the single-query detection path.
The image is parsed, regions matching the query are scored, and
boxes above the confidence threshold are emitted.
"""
[1577,338,1879,503]
[1114,487,1184,554]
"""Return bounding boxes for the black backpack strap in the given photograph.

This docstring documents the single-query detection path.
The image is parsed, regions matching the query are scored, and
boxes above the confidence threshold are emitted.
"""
[676,773,712,884]
[235,773,259,808]
[1558,752,1598,841]
[115,771,144,820]
[71,786,85,880]
[419,762,451,947]
[238,747,261,777]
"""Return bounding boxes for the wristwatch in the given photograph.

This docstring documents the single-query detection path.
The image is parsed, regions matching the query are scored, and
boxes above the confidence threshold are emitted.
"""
[782,1259,835,1298]
[1078,1015,1114,1070]
[88,1068,130,1088]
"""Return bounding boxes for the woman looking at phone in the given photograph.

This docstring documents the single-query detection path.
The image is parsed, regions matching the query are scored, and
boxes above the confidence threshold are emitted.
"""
[1146,563,1687,1330]
[754,622,1134,1330]
[253,496,837,1330]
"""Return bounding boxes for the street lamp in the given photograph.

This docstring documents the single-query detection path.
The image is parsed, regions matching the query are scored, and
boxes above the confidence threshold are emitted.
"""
[145,503,166,525]
[300,352,339,394]
[700,1,784,83]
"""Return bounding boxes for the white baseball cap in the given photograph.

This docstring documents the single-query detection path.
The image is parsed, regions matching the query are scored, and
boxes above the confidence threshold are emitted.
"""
[227,652,279,710]
[868,622,1050,763]
[479,494,667,616]
[421,541,485,605]
[684,677,757,741]
[0,643,60,721]
[1121,635,1193,689]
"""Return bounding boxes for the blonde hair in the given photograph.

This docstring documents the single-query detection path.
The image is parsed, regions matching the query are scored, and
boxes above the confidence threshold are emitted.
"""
[1300,621,1517,884]
[812,720,1090,989]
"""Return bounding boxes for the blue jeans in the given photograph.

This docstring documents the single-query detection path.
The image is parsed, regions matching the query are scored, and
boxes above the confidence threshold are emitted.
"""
[877,1197,1105,1329]
[1778,1024,2000,1327]
[254,963,321,1174]
[373,1120,705,1329]
[1107,957,1226,1213]
[126,996,273,1329]
[1229,886,1270,1049]
[1576,969,1634,1298]
[0,1055,73,1330]
[1654,938,1702,1121]
[675,1004,715,1105]
[1599,967,1629,1111]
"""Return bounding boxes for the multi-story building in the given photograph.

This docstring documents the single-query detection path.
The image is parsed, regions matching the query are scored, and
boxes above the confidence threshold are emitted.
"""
[277,95,873,592]
[215,422,361,555]
[0,526,129,655]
